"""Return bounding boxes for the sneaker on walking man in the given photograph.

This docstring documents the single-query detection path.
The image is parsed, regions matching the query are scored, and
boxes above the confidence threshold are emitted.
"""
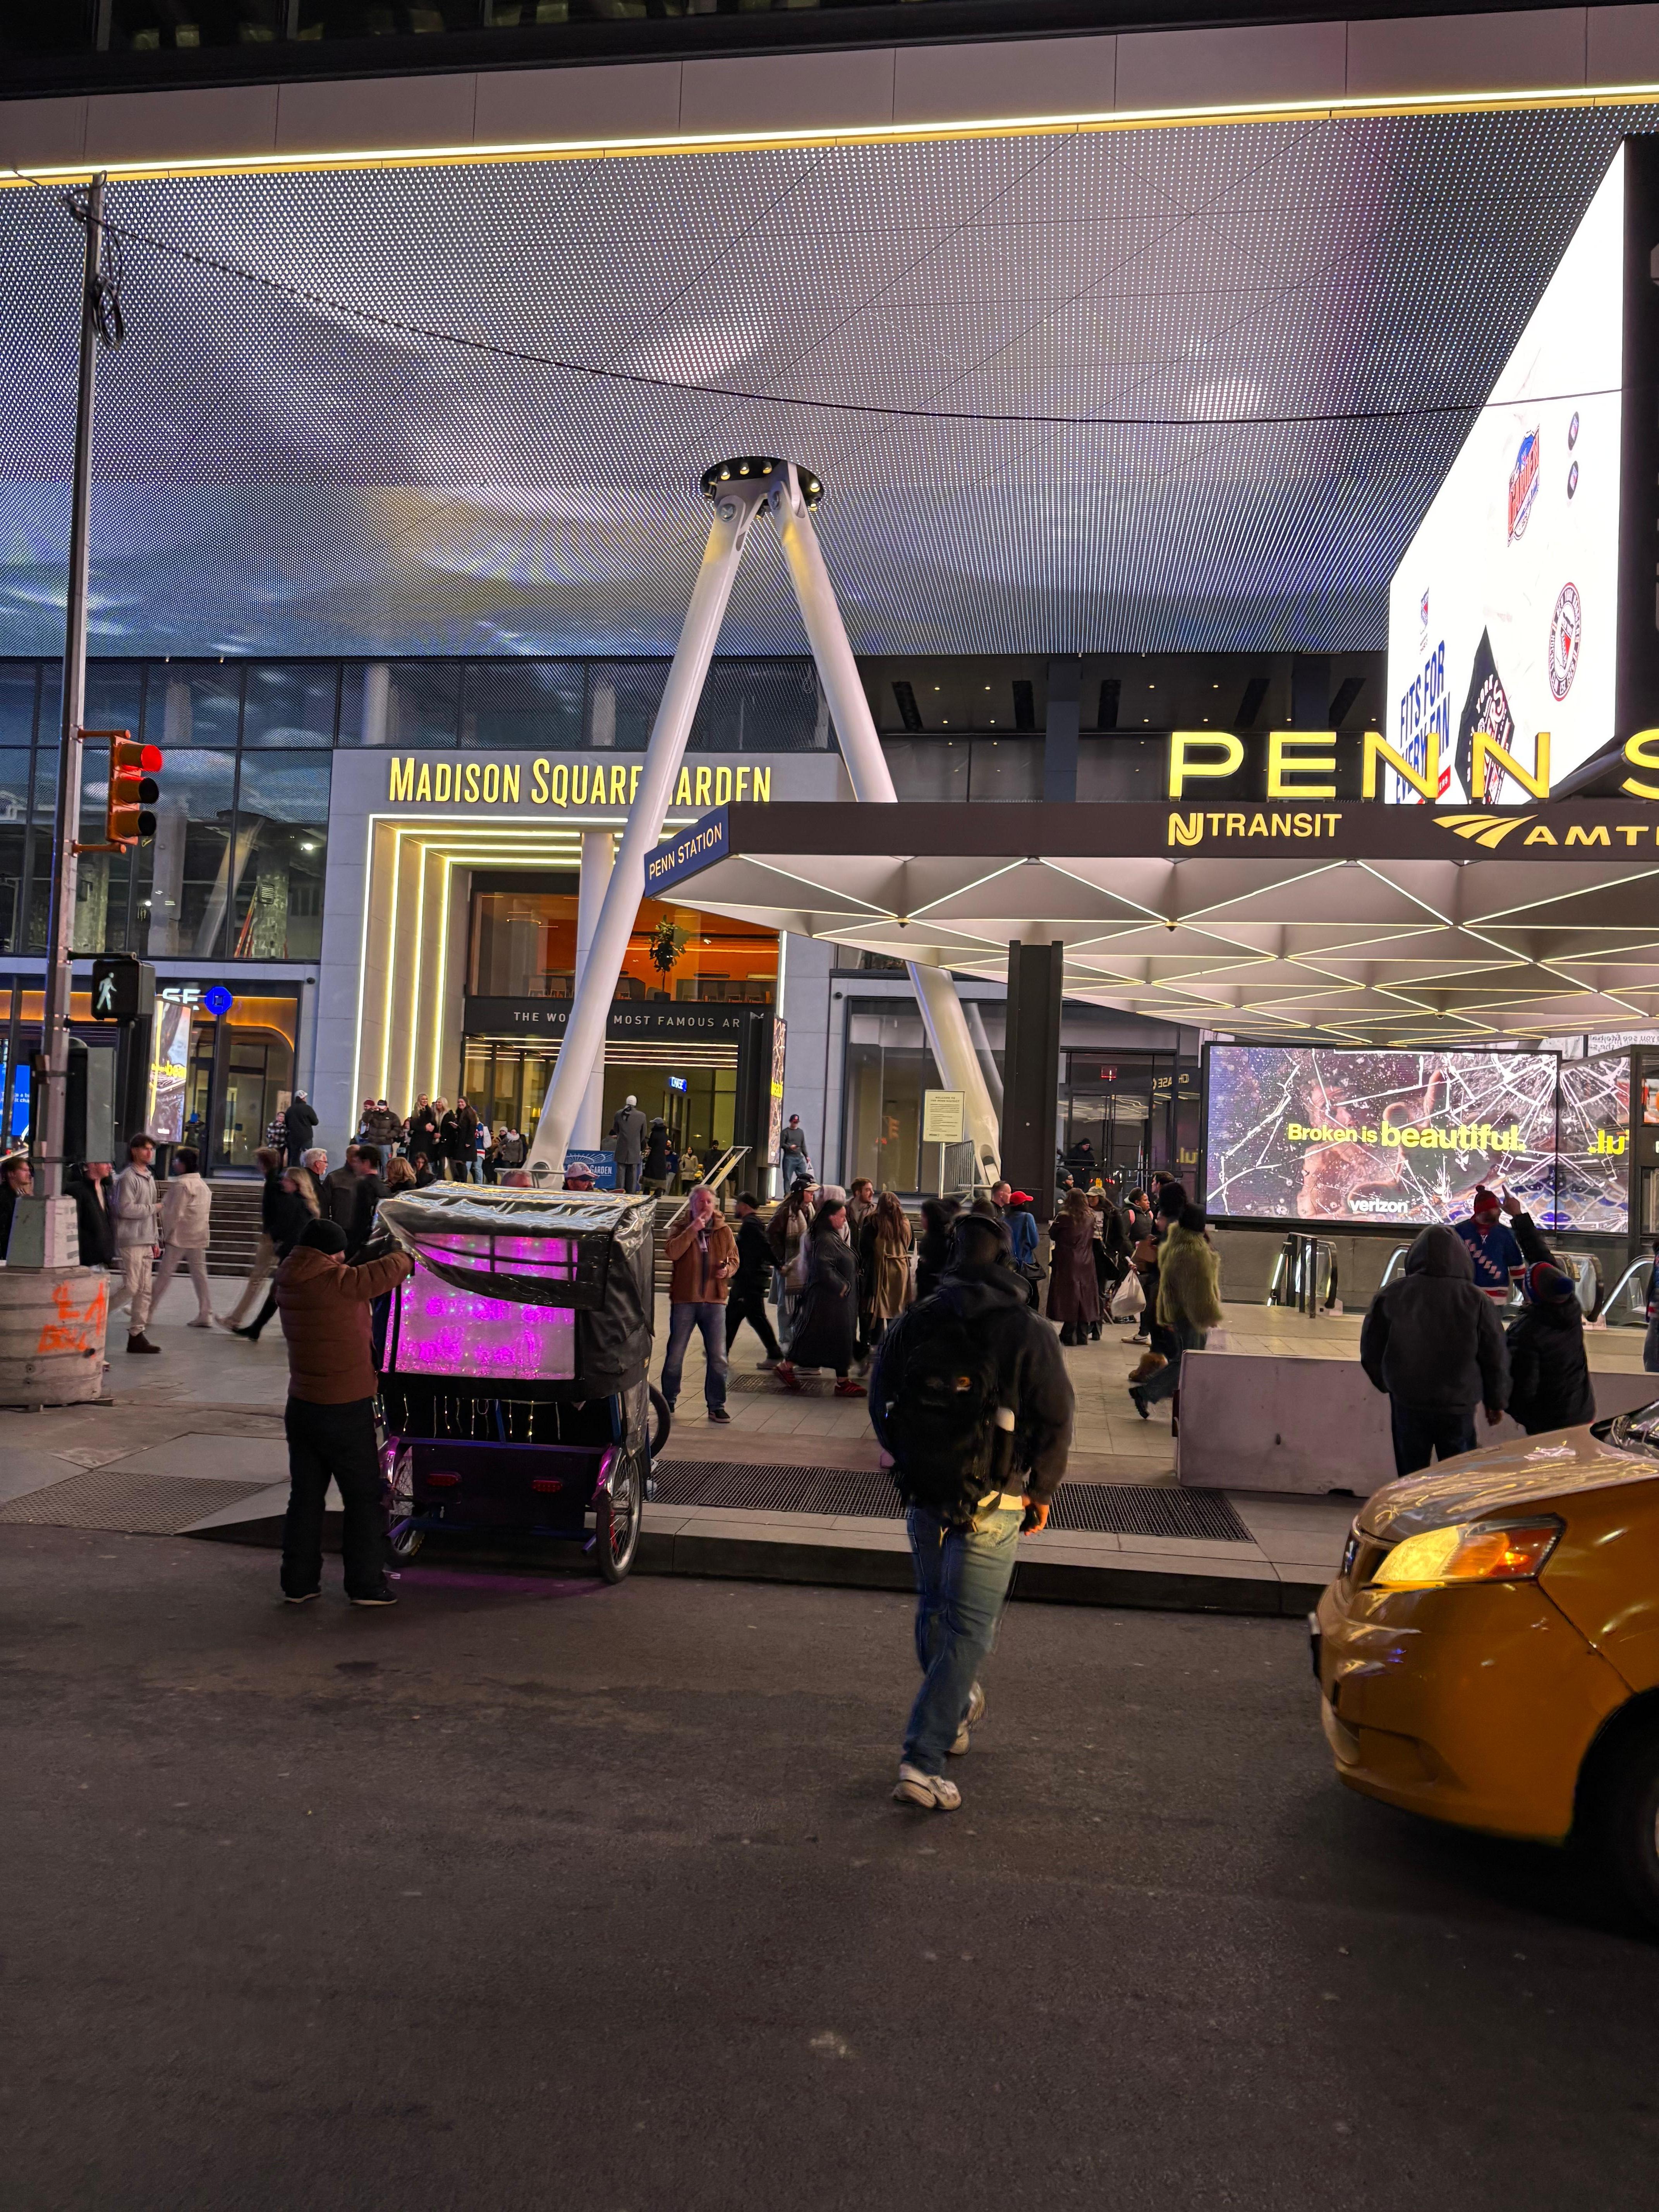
[109,1135,163,1353]
[274,1218,414,1606]
[870,1209,1074,1811]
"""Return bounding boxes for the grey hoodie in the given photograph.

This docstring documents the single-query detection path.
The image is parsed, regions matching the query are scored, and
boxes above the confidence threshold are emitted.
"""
[1360,1224,1510,1414]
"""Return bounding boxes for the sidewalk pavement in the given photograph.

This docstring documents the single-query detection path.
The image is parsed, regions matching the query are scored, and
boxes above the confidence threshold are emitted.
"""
[5,1274,1650,1615]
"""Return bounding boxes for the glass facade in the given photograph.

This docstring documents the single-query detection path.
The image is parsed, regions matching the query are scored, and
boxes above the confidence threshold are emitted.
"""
[0,654,828,957]
[468,881,778,1004]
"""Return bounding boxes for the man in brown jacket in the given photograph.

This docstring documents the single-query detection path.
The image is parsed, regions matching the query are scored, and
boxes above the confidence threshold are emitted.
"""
[661,1184,738,1424]
[274,1218,415,1607]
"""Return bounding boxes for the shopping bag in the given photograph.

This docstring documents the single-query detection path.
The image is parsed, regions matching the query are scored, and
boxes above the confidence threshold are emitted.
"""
[1109,1271,1146,1319]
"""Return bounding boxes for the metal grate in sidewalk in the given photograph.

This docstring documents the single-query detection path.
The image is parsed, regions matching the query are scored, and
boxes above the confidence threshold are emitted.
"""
[0,1471,275,1536]
[649,1462,1249,1540]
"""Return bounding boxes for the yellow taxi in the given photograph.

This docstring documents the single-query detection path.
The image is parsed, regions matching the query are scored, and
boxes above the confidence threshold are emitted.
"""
[1312,1401,1659,1924]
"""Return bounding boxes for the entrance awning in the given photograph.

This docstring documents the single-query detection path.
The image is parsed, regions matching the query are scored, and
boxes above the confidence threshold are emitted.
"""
[647,800,1659,1044]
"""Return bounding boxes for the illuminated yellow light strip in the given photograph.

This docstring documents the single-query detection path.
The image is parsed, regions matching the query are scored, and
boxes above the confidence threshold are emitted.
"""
[9,78,1659,188]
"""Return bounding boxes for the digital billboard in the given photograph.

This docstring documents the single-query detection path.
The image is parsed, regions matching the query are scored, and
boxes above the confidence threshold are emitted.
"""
[1556,1056,1630,1233]
[1385,148,1625,804]
[1204,1045,1560,1226]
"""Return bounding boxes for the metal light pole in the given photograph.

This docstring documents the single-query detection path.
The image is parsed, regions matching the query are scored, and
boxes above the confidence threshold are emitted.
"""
[15,177,114,1267]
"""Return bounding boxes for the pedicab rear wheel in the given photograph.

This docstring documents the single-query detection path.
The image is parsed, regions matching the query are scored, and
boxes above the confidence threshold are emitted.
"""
[386,1445,424,1562]
[649,1385,672,1462]
[594,1445,643,1583]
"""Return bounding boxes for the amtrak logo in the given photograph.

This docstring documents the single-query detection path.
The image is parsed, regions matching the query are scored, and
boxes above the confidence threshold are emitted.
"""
[1435,812,1537,848]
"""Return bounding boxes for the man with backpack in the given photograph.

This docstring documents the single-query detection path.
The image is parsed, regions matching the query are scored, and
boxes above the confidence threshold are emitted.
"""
[869,1209,1074,1813]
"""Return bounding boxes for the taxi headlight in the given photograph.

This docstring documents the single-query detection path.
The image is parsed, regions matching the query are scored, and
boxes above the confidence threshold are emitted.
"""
[1372,1516,1563,1590]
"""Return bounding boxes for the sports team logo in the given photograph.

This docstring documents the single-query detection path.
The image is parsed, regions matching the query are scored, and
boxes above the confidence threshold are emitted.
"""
[1549,583,1581,701]
[1508,429,1540,541]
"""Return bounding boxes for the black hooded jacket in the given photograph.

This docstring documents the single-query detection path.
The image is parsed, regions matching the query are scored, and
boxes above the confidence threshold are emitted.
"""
[1502,1209,1594,1433]
[869,1262,1075,1503]
[1360,1224,1510,1413]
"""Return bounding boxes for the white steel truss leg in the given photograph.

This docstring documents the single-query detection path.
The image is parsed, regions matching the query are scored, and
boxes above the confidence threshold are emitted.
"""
[530,457,1002,1188]
[527,474,769,1179]
[771,467,1001,1183]
[571,826,614,1149]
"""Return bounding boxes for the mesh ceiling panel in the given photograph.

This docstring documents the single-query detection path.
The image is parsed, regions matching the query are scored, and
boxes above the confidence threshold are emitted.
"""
[0,106,1652,658]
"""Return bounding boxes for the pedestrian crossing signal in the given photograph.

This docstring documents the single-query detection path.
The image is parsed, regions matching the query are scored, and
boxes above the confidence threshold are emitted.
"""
[107,733,163,847]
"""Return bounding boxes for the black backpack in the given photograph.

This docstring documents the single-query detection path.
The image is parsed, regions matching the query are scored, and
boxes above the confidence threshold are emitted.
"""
[883,1295,1014,1526]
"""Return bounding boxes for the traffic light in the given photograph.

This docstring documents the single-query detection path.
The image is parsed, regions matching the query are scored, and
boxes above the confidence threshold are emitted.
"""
[106,732,163,847]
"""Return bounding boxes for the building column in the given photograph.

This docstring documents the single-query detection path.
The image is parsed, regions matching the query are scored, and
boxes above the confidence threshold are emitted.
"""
[359,663,391,747]
[1001,941,1064,1218]
[572,828,613,1149]
[1044,656,1081,803]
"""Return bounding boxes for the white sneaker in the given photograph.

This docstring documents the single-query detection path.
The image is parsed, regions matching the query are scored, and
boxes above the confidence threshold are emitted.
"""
[948,1680,986,1757]
[187,1316,213,1329]
[893,1764,962,1811]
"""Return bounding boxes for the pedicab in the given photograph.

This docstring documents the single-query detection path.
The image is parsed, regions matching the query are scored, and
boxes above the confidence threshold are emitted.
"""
[373,1184,669,1581]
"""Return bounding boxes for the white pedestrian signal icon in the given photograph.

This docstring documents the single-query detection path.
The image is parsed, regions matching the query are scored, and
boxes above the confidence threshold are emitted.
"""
[94,974,117,1016]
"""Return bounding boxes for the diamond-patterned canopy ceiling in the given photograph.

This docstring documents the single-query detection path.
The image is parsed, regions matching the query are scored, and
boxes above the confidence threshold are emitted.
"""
[661,805,1659,1043]
[0,104,1654,659]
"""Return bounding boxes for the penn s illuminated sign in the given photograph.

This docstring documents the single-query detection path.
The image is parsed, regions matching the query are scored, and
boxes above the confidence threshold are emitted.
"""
[1163,728,1659,804]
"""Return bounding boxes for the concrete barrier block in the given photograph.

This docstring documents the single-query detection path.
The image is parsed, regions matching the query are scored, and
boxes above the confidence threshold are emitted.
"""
[1178,1349,1659,1494]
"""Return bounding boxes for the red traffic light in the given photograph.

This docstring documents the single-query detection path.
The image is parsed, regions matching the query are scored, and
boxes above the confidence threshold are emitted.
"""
[106,732,164,847]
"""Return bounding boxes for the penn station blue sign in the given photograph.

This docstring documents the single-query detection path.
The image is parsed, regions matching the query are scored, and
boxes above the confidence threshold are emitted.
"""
[647,809,728,895]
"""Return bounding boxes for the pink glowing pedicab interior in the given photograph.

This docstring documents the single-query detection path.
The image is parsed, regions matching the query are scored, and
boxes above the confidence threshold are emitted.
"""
[390,1233,578,1382]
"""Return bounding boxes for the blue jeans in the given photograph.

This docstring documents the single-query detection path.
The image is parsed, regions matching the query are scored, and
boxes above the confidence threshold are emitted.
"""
[903,1503,1023,1774]
[661,1300,728,1411]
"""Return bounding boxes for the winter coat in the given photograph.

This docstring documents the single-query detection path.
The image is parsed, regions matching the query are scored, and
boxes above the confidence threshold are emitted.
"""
[495,1128,526,1169]
[110,1162,159,1249]
[322,1165,361,1234]
[859,1212,914,1323]
[732,1212,773,1294]
[258,1166,290,1238]
[1045,1209,1100,1326]
[1155,1221,1223,1333]
[786,1224,857,1371]
[610,1106,648,1166]
[1005,1206,1039,1269]
[407,1106,441,1159]
[281,1097,317,1155]
[665,1207,738,1304]
[346,1171,386,1259]
[440,1108,475,1164]
[67,1171,116,1267]
[870,1261,1076,1504]
[1360,1224,1510,1414]
[1506,1299,1594,1434]
[642,1125,670,1181]
[266,1182,316,1259]
[914,1198,959,1302]
[767,1199,811,1276]
[158,1170,212,1252]
[275,1242,414,1404]
[360,1106,402,1147]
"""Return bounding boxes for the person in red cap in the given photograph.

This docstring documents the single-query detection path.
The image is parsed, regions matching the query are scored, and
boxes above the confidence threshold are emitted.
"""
[1452,1185,1525,1300]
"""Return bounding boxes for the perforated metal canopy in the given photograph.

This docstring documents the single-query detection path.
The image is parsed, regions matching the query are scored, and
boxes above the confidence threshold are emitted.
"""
[0,106,1652,658]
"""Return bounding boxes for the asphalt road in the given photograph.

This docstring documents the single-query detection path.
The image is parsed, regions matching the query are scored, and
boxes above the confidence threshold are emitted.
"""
[5,1527,1658,2212]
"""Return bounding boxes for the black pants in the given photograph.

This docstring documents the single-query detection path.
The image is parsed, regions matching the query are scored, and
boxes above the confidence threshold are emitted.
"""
[1389,1401,1477,1480]
[616,1161,640,1193]
[726,1283,781,1360]
[282,1395,388,1600]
